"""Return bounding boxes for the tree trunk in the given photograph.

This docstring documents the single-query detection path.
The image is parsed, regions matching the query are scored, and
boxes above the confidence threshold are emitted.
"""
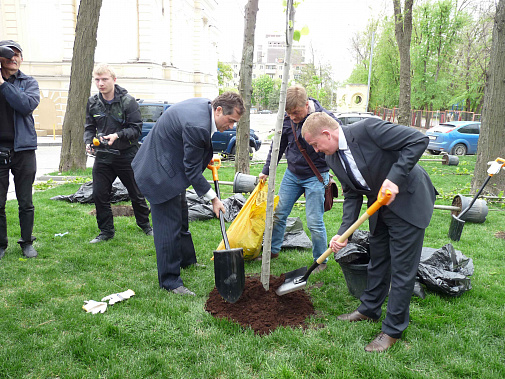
[59,0,103,172]
[261,0,296,291]
[472,0,505,195]
[393,0,413,126]
[235,0,259,175]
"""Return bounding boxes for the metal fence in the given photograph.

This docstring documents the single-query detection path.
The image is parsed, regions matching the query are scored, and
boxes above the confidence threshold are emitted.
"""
[374,107,481,129]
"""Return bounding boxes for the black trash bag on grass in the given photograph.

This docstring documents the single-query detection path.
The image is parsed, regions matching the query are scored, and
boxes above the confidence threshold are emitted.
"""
[417,243,474,297]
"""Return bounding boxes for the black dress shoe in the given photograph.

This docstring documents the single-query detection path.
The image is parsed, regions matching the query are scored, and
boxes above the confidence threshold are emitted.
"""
[0,248,5,260]
[365,332,398,352]
[21,244,38,258]
[337,310,378,322]
[90,234,114,244]
[142,227,154,236]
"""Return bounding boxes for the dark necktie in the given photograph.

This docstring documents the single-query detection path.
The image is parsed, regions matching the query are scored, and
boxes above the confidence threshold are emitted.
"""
[338,150,367,190]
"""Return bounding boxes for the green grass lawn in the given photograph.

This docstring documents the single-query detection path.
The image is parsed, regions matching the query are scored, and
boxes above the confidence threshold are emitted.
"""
[1,156,504,378]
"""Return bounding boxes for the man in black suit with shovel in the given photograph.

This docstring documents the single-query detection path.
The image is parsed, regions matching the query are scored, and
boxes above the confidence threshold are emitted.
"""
[302,112,437,352]
[132,92,245,296]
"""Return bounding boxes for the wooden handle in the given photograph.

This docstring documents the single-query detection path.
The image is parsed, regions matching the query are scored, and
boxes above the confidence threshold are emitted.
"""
[315,189,392,264]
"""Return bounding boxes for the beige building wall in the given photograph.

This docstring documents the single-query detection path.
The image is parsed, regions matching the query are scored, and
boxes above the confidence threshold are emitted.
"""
[336,84,368,113]
[0,0,219,135]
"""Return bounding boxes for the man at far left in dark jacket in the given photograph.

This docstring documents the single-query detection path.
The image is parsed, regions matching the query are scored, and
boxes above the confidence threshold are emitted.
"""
[84,63,152,244]
[0,40,40,259]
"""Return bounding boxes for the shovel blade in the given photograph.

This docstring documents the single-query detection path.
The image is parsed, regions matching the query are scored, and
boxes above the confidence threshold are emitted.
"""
[213,248,245,303]
[448,214,465,241]
[275,266,308,296]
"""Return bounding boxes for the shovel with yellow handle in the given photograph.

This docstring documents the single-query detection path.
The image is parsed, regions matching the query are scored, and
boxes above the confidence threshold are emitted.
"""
[275,188,392,296]
[207,157,245,303]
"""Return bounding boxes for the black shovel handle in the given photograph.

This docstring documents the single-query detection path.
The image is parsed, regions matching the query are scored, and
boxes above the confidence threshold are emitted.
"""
[215,179,230,250]
[458,175,491,219]
[207,157,230,250]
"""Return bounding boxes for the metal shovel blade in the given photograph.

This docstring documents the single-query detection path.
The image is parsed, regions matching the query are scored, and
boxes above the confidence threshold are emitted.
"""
[448,214,465,242]
[213,248,245,303]
[275,266,308,296]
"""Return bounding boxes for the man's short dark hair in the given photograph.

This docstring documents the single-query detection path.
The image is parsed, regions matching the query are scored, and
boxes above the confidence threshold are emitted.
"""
[212,92,245,116]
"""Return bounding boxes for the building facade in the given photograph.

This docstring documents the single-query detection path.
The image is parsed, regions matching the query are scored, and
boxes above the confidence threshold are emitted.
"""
[0,0,219,135]
[222,32,307,91]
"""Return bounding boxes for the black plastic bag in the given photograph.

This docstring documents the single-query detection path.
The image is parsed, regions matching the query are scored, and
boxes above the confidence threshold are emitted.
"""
[280,217,313,250]
[51,179,129,204]
[334,230,370,264]
[187,190,246,222]
[417,244,474,297]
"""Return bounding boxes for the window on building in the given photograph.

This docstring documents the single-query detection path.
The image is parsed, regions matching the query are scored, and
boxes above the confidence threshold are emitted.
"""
[279,75,282,79]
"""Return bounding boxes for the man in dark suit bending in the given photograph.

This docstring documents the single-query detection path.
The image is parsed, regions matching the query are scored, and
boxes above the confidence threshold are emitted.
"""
[302,112,437,352]
[132,92,245,296]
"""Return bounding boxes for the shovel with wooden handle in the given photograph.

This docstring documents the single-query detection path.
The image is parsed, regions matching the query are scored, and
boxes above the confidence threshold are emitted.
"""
[207,157,245,303]
[448,157,505,241]
[275,189,392,296]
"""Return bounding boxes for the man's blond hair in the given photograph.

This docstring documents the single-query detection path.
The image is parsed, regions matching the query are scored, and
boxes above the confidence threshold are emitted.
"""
[93,63,117,79]
[301,112,339,138]
[285,84,308,112]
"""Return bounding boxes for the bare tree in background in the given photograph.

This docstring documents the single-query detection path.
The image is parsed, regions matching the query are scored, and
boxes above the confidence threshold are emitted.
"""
[472,0,505,194]
[236,0,259,174]
[59,0,102,172]
[393,0,413,126]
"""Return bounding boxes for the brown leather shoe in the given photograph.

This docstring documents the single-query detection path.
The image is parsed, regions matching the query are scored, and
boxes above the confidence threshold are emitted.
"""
[365,332,398,352]
[337,310,378,322]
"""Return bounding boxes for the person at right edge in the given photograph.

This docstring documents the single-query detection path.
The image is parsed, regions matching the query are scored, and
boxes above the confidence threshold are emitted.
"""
[258,84,339,273]
[301,112,437,353]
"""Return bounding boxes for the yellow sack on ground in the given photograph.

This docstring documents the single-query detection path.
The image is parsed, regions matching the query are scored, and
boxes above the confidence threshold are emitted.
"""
[216,180,278,260]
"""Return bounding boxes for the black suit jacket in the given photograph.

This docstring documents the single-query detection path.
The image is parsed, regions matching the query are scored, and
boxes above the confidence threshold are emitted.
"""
[132,98,214,204]
[326,118,437,235]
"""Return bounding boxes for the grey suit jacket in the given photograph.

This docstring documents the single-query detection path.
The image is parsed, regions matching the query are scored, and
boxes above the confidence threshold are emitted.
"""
[132,98,214,204]
[326,118,437,235]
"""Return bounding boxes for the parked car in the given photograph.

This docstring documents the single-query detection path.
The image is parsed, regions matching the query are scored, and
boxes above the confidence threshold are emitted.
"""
[212,125,262,158]
[137,99,172,141]
[334,112,382,126]
[426,121,480,155]
[258,109,273,114]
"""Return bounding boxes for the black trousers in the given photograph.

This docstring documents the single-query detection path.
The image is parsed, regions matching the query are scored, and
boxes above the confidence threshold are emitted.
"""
[150,192,197,290]
[357,206,425,339]
[92,151,150,236]
[0,150,36,248]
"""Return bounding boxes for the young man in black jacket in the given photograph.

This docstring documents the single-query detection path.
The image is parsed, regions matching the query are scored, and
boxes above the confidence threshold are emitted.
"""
[84,63,152,243]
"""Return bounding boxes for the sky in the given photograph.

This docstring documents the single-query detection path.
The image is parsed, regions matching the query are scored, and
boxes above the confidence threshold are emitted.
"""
[215,0,393,82]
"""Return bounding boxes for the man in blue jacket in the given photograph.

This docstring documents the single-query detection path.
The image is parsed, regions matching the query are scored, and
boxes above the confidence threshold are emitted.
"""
[0,40,40,259]
[258,85,339,272]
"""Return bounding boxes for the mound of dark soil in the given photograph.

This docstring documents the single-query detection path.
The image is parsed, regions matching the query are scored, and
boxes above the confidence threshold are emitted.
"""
[205,275,316,335]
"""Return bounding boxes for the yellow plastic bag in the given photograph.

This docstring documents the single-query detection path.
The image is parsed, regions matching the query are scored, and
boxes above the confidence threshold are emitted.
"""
[216,180,278,260]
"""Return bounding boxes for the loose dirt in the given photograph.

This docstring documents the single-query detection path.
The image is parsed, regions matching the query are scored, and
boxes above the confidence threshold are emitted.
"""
[205,274,317,335]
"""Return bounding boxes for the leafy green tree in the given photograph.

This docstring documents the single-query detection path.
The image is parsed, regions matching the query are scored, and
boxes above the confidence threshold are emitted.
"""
[252,75,277,109]
[217,61,233,87]
[297,63,335,108]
